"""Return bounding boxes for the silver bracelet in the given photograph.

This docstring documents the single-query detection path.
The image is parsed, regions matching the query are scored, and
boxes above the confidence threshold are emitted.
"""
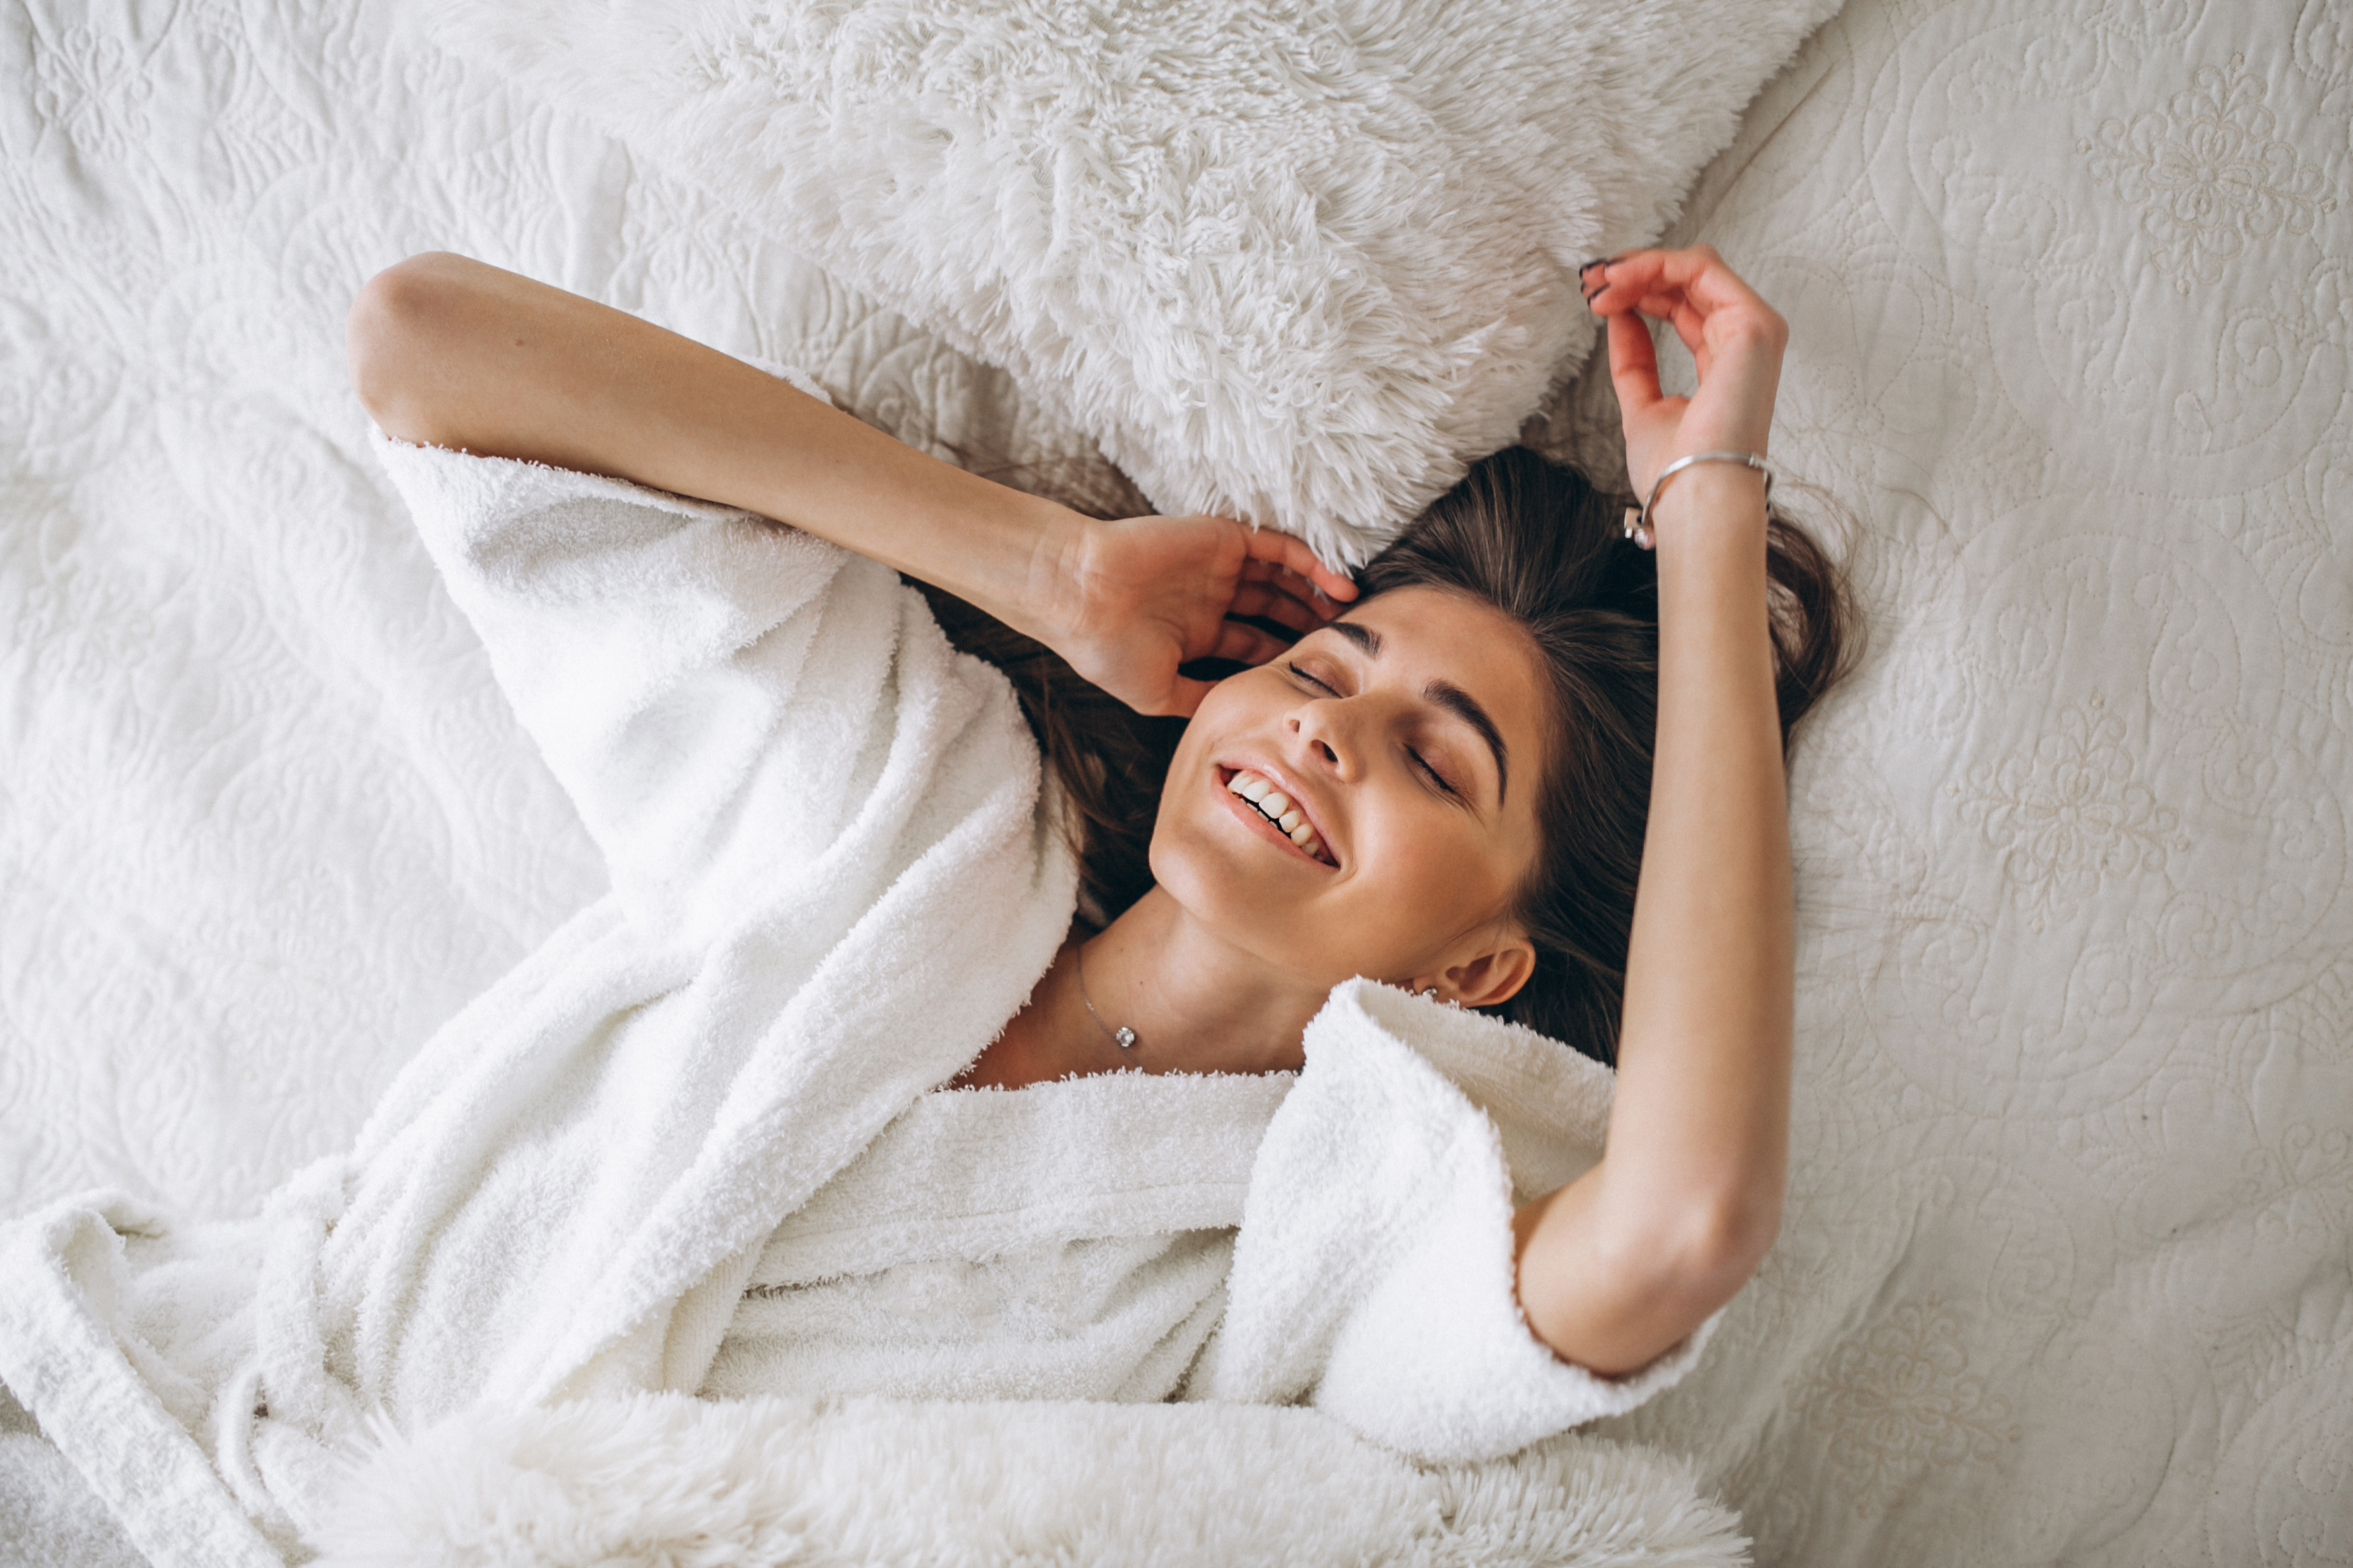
[1622,450,1774,550]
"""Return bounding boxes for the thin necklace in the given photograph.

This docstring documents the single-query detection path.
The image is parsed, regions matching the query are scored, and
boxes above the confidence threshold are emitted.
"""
[1074,941,1139,1055]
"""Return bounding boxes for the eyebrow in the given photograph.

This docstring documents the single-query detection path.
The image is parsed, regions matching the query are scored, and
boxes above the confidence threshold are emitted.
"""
[1427,680,1510,804]
[1325,620,1510,804]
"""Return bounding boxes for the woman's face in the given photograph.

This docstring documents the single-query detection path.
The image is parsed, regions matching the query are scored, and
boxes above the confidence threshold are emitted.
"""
[1151,584,1550,1001]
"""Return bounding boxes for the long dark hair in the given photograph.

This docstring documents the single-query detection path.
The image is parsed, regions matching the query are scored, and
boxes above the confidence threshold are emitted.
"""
[926,446,1853,1063]
[914,579,1187,924]
[1353,447,1852,1061]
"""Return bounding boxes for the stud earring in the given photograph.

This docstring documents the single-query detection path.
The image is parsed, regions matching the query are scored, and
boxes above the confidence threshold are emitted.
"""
[1419,986,1439,1001]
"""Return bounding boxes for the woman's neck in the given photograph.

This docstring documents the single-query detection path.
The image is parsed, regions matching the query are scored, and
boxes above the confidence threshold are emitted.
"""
[947,888,1331,1090]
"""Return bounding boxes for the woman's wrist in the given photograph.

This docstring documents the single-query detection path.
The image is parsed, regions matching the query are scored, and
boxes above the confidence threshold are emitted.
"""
[1644,462,1769,541]
[742,429,1089,647]
[978,489,1097,651]
[1648,463,1773,636]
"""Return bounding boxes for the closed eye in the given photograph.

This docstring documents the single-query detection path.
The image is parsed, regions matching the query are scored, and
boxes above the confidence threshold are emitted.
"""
[1283,661,1334,693]
[1307,619,1507,809]
[1288,662,1459,798]
[1411,748,1458,796]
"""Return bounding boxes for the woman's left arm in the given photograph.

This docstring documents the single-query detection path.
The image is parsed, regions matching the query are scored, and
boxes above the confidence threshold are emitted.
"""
[1507,247,1794,1377]
[348,253,1352,716]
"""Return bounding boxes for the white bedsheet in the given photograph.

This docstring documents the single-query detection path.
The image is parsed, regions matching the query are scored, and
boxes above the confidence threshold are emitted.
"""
[1,0,2346,1565]
[1532,1,2353,1561]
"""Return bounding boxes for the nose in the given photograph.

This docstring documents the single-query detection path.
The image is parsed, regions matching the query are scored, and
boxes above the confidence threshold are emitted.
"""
[1288,694,1361,781]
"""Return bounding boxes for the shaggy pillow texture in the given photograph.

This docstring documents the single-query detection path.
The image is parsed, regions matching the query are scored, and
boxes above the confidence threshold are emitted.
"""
[308,1393,1749,1567]
[425,0,1835,565]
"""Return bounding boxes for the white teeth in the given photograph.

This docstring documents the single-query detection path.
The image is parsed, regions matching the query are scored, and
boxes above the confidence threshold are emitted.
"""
[1226,770,1328,862]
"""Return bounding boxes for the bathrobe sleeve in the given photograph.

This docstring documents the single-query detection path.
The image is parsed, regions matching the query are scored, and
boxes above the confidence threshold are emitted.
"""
[370,362,967,924]
[1205,978,1722,1464]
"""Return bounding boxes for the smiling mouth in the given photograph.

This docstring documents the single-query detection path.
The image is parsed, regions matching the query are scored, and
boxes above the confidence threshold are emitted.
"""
[1221,767,1332,865]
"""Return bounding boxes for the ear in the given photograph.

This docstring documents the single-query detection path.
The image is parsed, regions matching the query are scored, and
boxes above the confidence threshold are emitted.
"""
[1436,930,1536,1009]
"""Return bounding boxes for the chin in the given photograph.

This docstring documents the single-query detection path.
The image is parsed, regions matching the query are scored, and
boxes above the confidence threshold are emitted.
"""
[1146,686,1378,980]
[1145,787,1348,985]
[1144,796,1250,927]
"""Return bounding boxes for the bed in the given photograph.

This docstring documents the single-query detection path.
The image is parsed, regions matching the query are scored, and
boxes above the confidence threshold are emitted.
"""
[1548,3,2353,1559]
[2,0,2346,1563]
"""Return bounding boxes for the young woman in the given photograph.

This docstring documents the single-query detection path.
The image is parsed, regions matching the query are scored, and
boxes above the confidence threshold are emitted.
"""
[345,241,1842,1374]
[0,245,1845,1558]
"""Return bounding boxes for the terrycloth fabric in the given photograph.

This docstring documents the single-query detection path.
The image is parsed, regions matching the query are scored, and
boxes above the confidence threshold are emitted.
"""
[0,362,1713,1561]
[1209,981,1720,1463]
[0,364,1075,1561]
[0,1393,145,1568]
[13,0,2350,1559]
[704,1070,1289,1405]
[699,979,1716,1456]
[422,0,1841,567]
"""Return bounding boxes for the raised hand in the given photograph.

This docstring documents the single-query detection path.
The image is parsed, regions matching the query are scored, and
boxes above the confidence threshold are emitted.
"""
[1036,514,1358,718]
[1581,246,1788,506]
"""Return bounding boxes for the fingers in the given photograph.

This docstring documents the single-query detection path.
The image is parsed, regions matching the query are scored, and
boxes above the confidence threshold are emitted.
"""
[1583,247,1782,366]
[1144,615,1289,718]
[1131,618,1287,716]
[1230,584,1319,634]
[1205,618,1291,667]
[1234,562,1338,634]
[1238,524,1358,602]
[1606,308,1664,417]
[1584,245,1768,320]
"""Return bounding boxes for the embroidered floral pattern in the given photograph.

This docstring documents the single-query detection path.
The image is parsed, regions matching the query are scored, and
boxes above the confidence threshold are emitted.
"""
[2080,54,2337,292]
[1954,693,2188,932]
[1801,1296,2023,1518]
[30,24,155,162]
[2238,1123,2353,1251]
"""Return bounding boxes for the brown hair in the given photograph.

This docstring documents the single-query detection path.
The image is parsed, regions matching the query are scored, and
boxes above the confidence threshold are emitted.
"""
[1352,447,1853,1063]
[924,446,1854,1063]
[913,579,1186,924]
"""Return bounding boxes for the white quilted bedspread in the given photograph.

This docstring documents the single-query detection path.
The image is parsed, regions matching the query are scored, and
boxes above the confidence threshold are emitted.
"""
[1,0,2347,1565]
[1535,1,2353,1562]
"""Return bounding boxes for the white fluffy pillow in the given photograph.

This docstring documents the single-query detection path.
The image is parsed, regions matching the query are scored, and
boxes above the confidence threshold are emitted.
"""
[427,0,1835,565]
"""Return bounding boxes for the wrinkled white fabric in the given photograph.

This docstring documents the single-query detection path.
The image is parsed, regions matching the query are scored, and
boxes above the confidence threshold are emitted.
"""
[705,1069,1287,1405]
[0,363,1706,1563]
[1209,981,1720,1463]
[705,995,1718,1460]
[0,362,1073,1560]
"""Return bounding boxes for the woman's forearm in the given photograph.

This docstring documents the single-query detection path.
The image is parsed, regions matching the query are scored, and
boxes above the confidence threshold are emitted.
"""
[347,253,1083,637]
[1513,466,1791,1374]
[1611,466,1792,1244]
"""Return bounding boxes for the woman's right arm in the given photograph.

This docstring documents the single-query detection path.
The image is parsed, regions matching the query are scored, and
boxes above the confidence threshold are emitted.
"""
[347,254,1351,715]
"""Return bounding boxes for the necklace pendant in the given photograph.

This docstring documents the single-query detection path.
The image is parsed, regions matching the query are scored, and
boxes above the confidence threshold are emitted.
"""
[1114,1026,1138,1051]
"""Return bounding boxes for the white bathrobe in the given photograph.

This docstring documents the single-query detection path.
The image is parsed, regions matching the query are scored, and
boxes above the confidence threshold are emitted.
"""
[0,365,1712,1568]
